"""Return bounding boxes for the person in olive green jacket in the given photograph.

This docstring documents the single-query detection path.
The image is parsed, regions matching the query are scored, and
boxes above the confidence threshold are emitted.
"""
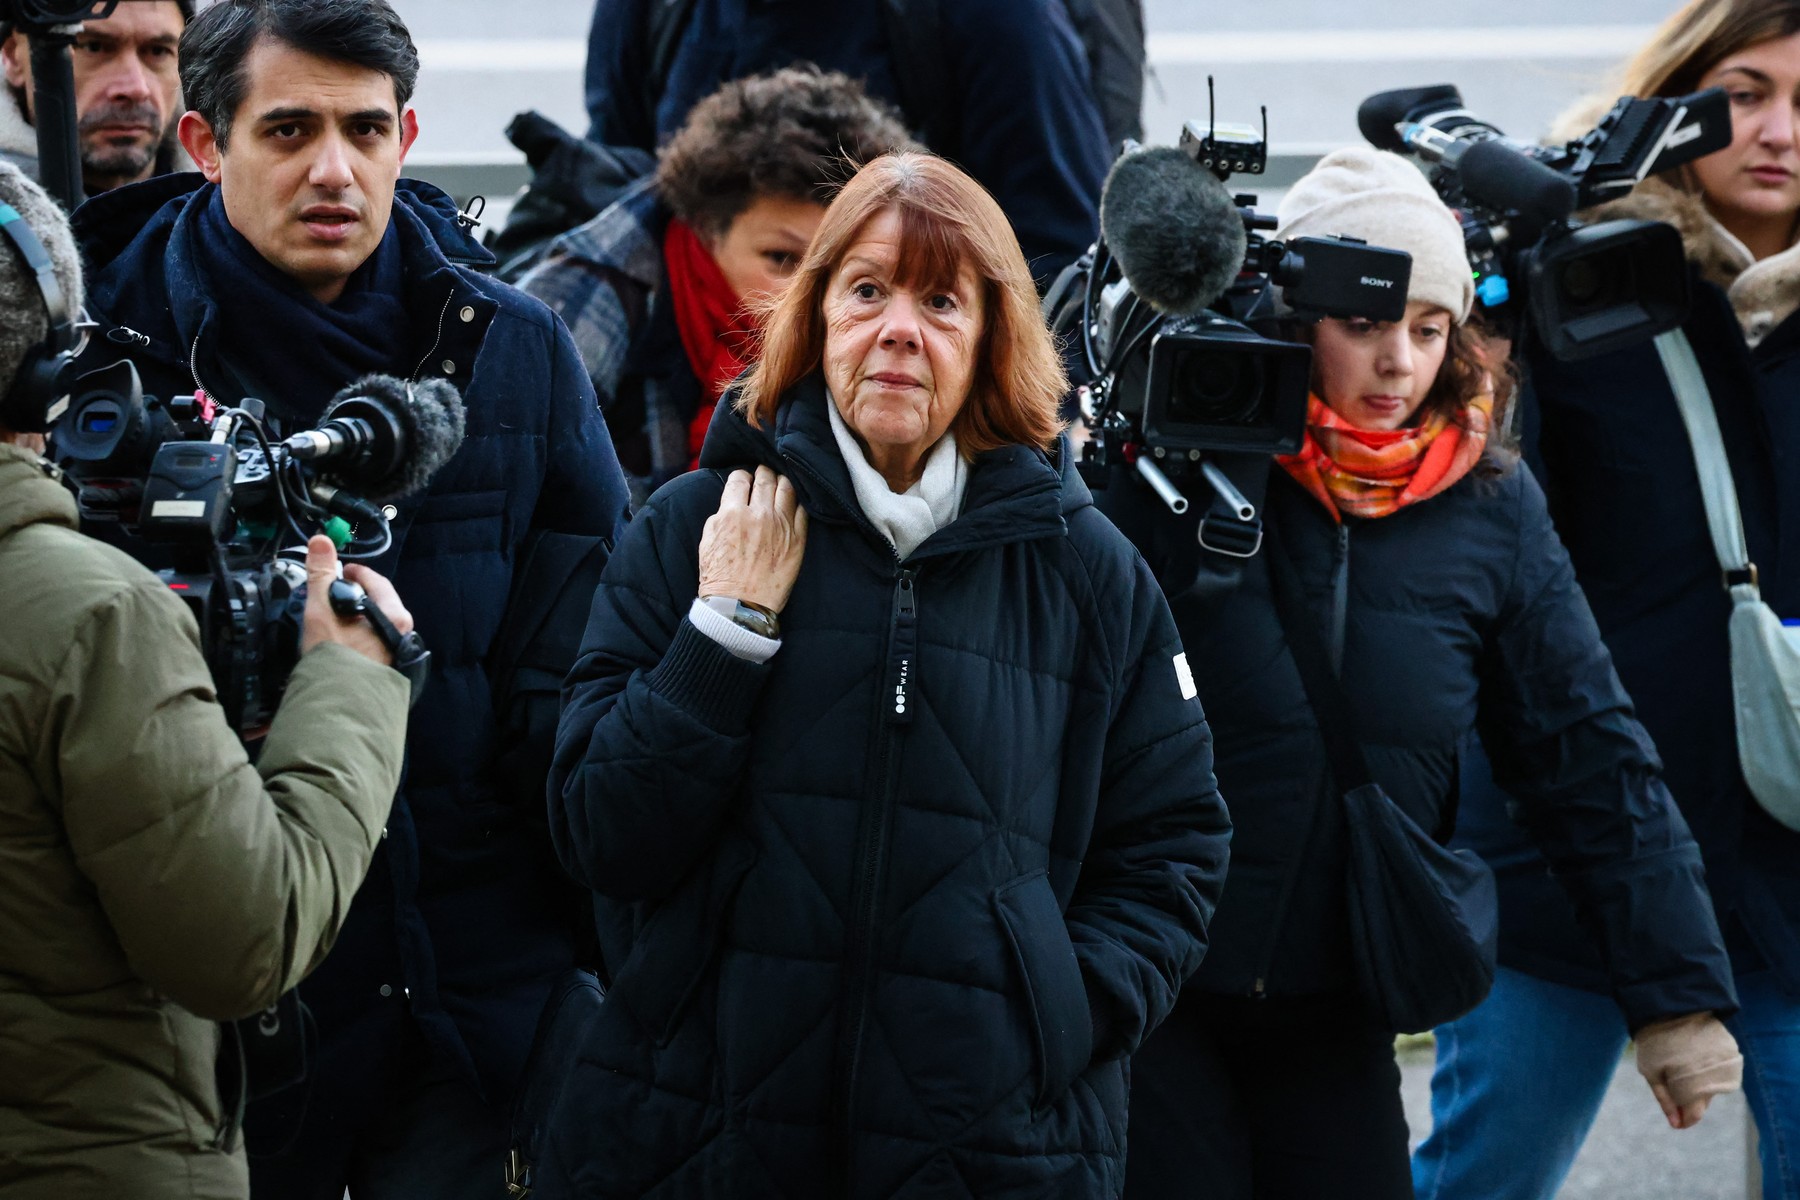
[0,161,416,1199]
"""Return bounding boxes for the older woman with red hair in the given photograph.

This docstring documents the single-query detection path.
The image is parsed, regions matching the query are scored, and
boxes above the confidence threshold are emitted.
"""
[543,152,1232,1198]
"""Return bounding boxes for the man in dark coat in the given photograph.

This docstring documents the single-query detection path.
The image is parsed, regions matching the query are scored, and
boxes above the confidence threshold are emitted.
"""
[579,0,1114,285]
[68,2,630,1195]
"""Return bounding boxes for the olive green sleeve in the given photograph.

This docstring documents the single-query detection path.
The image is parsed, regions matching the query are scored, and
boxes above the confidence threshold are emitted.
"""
[48,578,409,1021]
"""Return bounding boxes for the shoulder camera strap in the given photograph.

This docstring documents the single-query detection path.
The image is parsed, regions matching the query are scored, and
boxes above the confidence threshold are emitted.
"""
[1264,530,1375,795]
[1654,328,1756,588]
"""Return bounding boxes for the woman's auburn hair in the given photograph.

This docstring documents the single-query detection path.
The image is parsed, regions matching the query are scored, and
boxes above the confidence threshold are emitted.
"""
[735,153,1068,454]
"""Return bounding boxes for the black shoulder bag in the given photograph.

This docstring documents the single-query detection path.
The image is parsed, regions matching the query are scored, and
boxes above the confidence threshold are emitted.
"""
[1264,533,1499,1034]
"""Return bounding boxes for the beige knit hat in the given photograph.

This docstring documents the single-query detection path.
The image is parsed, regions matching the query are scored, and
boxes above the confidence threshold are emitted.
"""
[1276,147,1473,323]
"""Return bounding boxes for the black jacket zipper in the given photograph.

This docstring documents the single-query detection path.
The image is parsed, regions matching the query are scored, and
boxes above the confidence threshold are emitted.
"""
[831,565,918,1188]
[1329,523,1351,673]
[1250,518,1351,997]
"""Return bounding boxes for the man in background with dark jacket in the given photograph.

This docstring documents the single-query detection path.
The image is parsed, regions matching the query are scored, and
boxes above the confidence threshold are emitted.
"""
[0,0,193,195]
[580,0,1121,284]
[0,160,414,1200]
[70,1,631,1195]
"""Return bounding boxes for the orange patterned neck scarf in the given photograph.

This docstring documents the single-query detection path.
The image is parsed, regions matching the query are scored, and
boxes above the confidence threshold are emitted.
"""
[1277,393,1493,521]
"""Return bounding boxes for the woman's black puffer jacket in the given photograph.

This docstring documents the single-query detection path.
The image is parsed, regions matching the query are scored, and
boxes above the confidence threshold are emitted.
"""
[1456,178,1800,1001]
[1140,461,1734,1029]
[544,377,1232,1199]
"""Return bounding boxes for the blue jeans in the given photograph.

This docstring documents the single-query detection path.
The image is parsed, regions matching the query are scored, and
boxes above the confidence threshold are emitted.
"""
[1411,966,1800,1200]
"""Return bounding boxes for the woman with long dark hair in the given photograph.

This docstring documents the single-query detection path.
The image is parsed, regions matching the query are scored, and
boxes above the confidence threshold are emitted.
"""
[1414,3,1800,1197]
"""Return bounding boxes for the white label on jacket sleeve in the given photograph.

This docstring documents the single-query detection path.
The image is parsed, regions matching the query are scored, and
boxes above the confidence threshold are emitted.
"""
[1173,653,1197,701]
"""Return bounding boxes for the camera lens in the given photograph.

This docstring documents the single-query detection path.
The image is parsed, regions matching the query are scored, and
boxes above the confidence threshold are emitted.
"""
[1558,253,1623,312]
[1169,348,1266,427]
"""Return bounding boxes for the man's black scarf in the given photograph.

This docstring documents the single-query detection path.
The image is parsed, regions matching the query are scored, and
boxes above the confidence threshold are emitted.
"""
[192,185,413,425]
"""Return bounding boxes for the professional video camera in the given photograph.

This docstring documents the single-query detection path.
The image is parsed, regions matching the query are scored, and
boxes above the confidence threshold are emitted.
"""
[1047,87,1412,558]
[1358,85,1732,360]
[50,360,464,731]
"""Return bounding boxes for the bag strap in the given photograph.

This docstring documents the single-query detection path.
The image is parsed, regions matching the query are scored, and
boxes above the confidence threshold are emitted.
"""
[1265,532,1375,794]
[1267,522,1466,841]
[1654,329,1759,591]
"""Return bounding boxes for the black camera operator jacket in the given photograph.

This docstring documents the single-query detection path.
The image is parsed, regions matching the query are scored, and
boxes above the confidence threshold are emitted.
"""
[69,174,632,1122]
[1457,182,1800,1001]
[1114,462,1735,1029]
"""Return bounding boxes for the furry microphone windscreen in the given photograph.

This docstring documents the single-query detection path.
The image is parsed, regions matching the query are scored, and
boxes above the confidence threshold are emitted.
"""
[1099,147,1248,317]
[325,374,468,502]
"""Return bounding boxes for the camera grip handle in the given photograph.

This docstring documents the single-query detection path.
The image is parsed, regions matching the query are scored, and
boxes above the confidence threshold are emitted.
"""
[327,579,431,707]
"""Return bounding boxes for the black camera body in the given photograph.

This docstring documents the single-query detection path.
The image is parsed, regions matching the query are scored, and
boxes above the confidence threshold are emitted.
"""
[53,360,450,731]
[1137,313,1313,457]
[1050,96,1412,561]
[1360,84,1731,359]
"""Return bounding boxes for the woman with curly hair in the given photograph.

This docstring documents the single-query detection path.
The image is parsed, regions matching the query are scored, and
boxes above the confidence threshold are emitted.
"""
[1117,147,1740,1200]
[521,65,914,506]
[1414,2,1800,1197]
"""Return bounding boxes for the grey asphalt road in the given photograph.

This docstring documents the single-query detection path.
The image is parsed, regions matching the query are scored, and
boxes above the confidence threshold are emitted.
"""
[379,3,1757,1196]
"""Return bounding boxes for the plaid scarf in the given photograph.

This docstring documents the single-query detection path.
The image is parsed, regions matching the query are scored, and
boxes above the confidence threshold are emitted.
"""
[1277,393,1494,521]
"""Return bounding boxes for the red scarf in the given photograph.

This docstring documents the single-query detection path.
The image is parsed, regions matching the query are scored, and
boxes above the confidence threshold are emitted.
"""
[663,218,758,465]
[1277,394,1493,521]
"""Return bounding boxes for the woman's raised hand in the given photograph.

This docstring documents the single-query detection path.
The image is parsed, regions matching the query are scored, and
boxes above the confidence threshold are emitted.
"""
[698,466,809,612]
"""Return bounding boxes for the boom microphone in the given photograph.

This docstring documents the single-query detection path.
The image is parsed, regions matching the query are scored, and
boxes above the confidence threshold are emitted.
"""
[283,374,466,503]
[1457,140,1577,230]
[1099,146,1248,317]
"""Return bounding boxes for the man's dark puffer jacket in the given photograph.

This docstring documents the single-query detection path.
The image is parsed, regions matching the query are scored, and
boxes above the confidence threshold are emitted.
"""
[545,377,1232,1198]
[1126,464,1736,1030]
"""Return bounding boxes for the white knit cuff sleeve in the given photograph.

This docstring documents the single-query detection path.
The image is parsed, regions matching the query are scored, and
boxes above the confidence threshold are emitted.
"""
[687,598,781,664]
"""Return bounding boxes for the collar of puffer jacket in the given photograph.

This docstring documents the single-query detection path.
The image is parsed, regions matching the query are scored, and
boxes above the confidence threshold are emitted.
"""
[697,372,1081,561]
[0,441,76,541]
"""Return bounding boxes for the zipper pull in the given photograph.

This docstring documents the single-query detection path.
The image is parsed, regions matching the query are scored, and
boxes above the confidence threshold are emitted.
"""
[887,569,918,725]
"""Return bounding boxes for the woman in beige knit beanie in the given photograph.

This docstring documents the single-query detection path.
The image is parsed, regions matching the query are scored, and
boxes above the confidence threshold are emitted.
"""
[1124,144,1742,1200]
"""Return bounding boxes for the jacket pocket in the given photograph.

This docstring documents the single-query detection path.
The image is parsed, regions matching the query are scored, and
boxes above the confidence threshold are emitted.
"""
[993,871,1093,1110]
[608,838,757,1047]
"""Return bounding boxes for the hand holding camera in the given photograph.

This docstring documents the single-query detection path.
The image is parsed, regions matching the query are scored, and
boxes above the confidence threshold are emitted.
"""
[300,534,412,667]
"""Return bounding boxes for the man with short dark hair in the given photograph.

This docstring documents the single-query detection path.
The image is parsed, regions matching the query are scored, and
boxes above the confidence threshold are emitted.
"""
[0,0,193,195]
[71,1,632,1195]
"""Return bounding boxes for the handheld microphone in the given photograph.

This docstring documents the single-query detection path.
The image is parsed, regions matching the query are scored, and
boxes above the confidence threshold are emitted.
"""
[283,374,467,503]
[1099,146,1248,317]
